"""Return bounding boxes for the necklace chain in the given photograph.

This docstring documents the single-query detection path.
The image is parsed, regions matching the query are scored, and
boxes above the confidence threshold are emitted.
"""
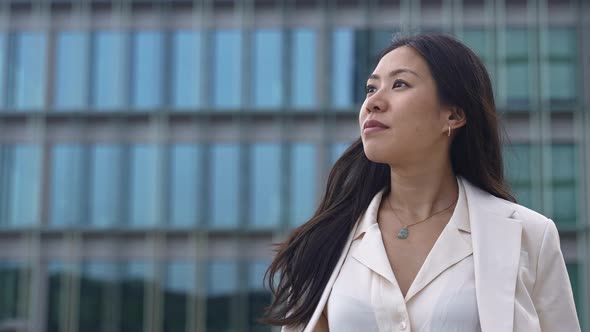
[385,194,458,230]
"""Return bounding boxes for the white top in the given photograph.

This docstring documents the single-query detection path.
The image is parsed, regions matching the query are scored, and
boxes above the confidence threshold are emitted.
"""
[326,179,481,332]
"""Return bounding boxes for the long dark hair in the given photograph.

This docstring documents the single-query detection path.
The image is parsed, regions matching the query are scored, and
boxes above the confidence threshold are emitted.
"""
[261,32,516,328]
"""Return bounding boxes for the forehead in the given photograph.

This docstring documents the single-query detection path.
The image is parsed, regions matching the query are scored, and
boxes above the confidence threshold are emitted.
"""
[371,46,431,79]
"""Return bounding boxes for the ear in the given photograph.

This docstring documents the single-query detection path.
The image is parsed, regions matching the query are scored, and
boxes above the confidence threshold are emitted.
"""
[442,106,467,134]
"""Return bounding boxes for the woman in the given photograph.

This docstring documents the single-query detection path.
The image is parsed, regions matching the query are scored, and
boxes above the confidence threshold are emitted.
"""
[262,33,580,331]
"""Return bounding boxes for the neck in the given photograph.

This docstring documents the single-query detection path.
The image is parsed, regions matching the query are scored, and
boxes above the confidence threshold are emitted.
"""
[387,159,458,220]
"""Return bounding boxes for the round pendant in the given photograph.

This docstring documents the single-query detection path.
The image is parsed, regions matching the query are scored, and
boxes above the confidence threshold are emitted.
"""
[397,228,409,239]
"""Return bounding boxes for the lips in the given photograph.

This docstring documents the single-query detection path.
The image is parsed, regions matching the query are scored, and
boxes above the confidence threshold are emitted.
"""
[363,119,390,130]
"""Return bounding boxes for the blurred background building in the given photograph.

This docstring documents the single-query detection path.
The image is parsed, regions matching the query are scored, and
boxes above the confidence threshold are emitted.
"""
[0,0,588,331]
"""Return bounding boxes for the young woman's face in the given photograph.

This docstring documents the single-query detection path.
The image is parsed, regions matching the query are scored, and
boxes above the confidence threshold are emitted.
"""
[359,45,452,166]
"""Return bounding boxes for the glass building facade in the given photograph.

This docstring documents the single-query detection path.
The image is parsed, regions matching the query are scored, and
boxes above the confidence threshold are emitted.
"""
[0,0,588,331]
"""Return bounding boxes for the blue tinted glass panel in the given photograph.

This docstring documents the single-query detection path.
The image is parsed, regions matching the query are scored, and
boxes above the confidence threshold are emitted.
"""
[548,27,575,58]
[120,262,151,332]
[0,262,27,321]
[546,63,576,101]
[172,31,202,109]
[0,145,41,226]
[332,29,355,108]
[503,144,533,208]
[90,145,122,227]
[211,144,239,228]
[253,30,282,109]
[132,31,163,109]
[50,145,83,226]
[506,28,528,57]
[462,29,488,60]
[291,144,316,226]
[331,142,350,164]
[129,145,158,227]
[10,32,47,110]
[207,261,238,331]
[164,262,195,332]
[213,30,242,109]
[55,31,88,110]
[79,262,117,332]
[551,145,576,225]
[0,34,6,108]
[371,30,393,57]
[248,261,271,332]
[505,63,529,102]
[292,29,316,109]
[170,145,202,227]
[92,32,125,110]
[251,144,281,228]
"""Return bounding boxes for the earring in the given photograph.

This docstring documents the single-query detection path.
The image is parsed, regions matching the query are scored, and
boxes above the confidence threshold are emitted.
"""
[447,125,451,137]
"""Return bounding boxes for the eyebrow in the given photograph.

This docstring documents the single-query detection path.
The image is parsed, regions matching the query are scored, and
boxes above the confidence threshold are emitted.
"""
[368,68,420,80]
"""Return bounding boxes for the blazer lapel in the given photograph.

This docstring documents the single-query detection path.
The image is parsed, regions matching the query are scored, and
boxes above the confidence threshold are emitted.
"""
[461,177,522,332]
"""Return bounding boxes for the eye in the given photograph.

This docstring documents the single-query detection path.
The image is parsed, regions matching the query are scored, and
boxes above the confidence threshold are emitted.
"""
[365,85,377,94]
[392,80,409,89]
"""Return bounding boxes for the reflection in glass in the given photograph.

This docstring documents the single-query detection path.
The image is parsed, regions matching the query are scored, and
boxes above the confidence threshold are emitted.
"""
[332,29,355,108]
[503,28,530,106]
[292,29,316,109]
[90,145,122,227]
[251,144,281,228]
[55,31,88,110]
[207,261,238,332]
[129,145,158,227]
[120,262,151,332]
[9,32,47,110]
[170,145,202,227]
[50,145,84,226]
[164,262,195,332]
[79,262,117,332]
[132,31,163,109]
[0,262,27,322]
[253,30,283,109]
[0,145,41,227]
[211,144,240,228]
[213,30,242,110]
[47,262,71,332]
[172,31,202,109]
[248,261,271,332]
[291,144,316,226]
[92,31,125,110]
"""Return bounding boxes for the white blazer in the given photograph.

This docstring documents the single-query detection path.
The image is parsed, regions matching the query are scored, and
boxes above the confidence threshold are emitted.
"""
[282,177,580,332]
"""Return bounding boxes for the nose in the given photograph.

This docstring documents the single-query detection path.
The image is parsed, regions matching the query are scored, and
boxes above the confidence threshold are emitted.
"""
[365,93,387,113]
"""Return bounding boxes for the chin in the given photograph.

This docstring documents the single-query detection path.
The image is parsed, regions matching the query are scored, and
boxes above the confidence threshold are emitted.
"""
[362,142,393,164]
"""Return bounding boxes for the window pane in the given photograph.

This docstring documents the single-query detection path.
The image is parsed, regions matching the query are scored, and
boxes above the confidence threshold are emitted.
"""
[9,32,47,110]
[248,261,271,332]
[120,262,151,332]
[253,30,283,109]
[550,144,577,226]
[129,145,159,227]
[0,262,28,322]
[505,28,528,58]
[172,31,202,109]
[132,31,163,109]
[0,33,6,108]
[332,28,355,108]
[503,144,533,208]
[92,31,125,110]
[566,263,581,326]
[207,261,238,331]
[50,145,84,226]
[90,145,122,227]
[331,142,350,164]
[55,31,88,110]
[292,29,316,109]
[547,27,575,58]
[79,262,118,332]
[0,145,41,227]
[164,262,195,332]
[213,30,242,109]
[251,144,281,228]
[211,144,240,228]
[546,62,576,102]
[462,29,488,60]
[291,144,316,226]
[47,262,72,332]
[505,62,529,104]
[170,145,202,227]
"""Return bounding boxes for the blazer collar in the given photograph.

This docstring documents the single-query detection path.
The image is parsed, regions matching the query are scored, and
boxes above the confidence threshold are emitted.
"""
[460,176,522,332]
